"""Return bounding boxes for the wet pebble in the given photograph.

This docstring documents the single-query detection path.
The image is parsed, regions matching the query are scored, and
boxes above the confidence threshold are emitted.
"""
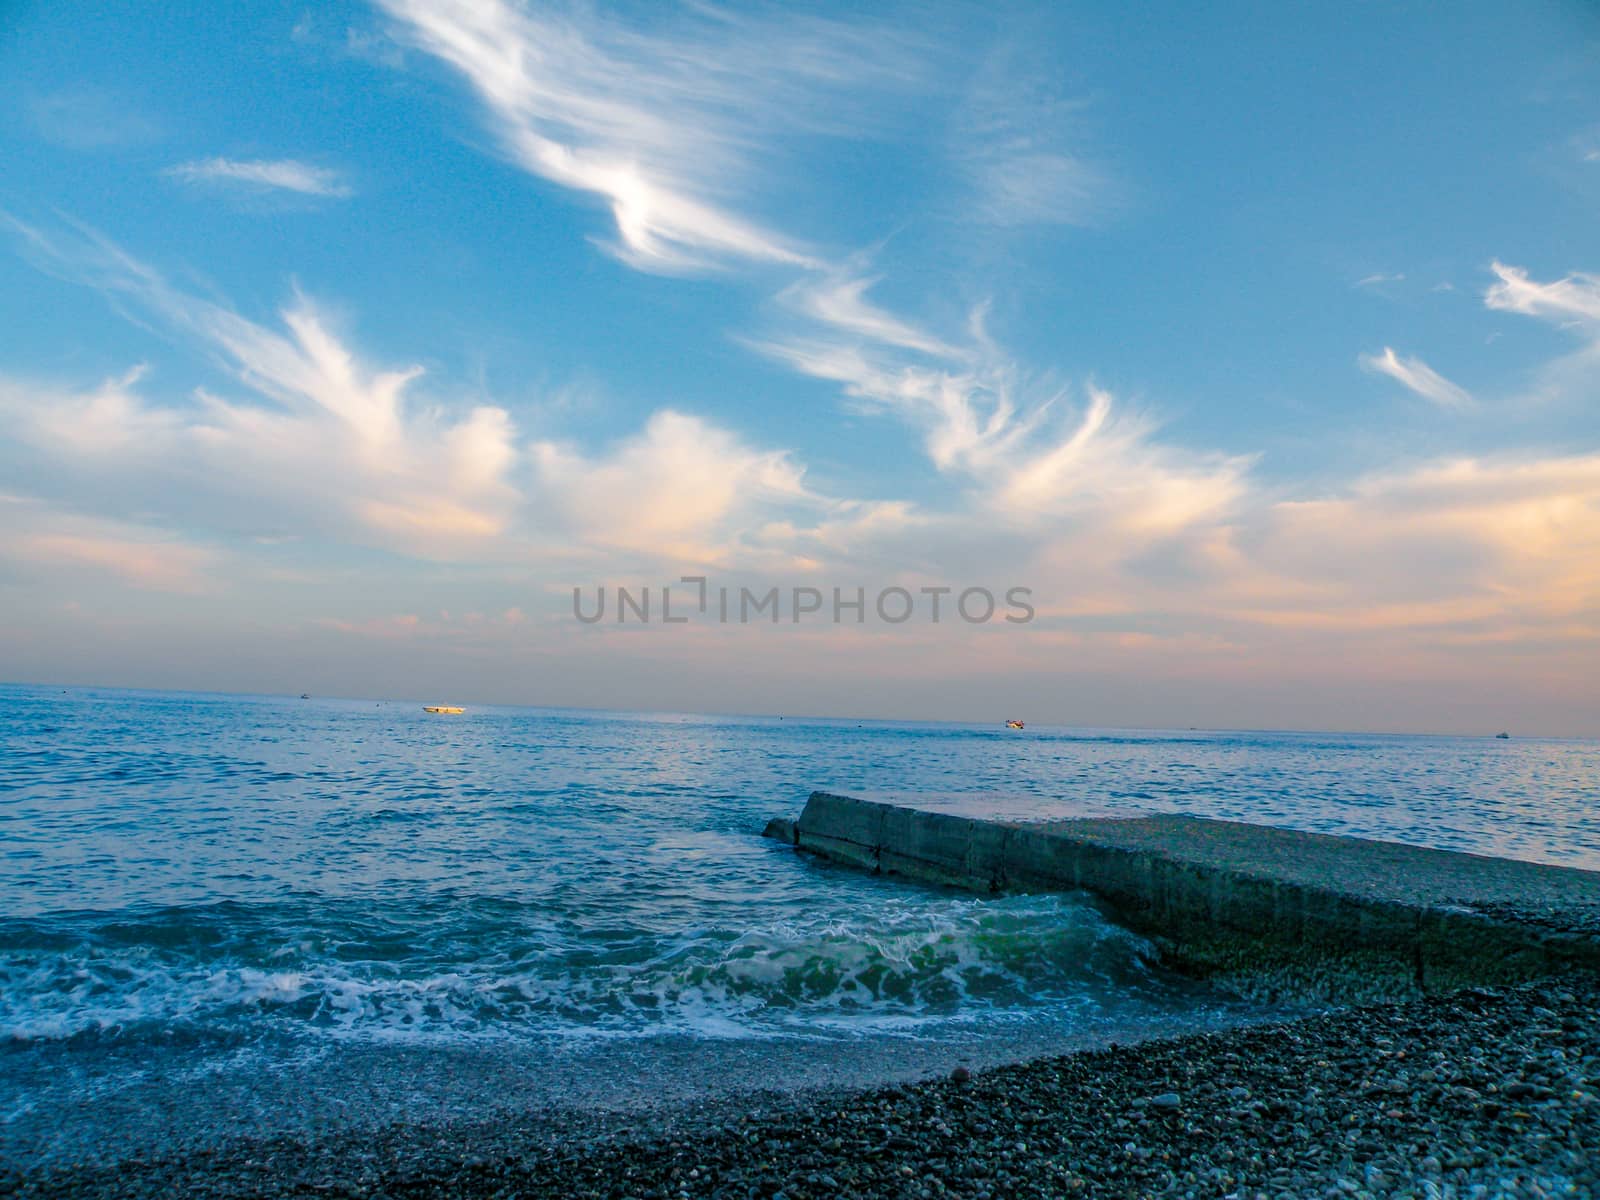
[9,977,1599,1199]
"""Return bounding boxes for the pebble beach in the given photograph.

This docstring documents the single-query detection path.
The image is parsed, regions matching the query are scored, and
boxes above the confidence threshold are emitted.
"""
[10,977,1597,1200]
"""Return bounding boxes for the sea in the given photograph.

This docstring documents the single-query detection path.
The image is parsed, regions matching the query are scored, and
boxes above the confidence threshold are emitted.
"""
[3,683,1598,1164]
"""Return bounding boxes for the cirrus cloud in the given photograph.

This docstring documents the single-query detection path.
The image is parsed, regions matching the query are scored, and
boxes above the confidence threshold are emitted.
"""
[1359,347,1473,410]
[166,157,354,199]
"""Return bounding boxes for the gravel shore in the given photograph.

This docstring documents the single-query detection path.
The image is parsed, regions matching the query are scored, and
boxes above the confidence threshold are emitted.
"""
[8,978,1597,1200]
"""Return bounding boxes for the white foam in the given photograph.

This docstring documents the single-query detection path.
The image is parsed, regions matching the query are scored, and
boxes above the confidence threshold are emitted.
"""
[0,893,1164,1046]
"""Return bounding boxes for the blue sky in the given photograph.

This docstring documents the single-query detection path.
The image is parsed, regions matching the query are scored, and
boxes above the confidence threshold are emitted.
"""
[2,1,1599,733]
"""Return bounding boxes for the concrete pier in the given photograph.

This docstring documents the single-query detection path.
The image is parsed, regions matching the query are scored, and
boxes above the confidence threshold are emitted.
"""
[765,792,1600,1001]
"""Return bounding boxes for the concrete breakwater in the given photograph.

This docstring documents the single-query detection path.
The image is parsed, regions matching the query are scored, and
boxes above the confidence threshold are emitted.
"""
[764,792,1600,1001]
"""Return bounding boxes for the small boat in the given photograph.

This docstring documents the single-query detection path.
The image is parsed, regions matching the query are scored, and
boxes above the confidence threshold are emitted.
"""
[1495,731,1510,739]
[424,705,465,715]
[1005,719,1025,730]
[299,693,310,700]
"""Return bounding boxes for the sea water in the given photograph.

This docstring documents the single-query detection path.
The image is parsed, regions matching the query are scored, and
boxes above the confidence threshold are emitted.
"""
[3,684,1597,1161]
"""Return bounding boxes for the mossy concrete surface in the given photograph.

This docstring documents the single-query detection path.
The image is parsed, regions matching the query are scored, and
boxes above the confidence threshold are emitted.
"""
[765,792,1600,1001]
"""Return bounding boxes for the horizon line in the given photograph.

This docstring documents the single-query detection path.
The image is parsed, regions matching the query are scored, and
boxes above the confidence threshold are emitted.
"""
[0,677,1579,743]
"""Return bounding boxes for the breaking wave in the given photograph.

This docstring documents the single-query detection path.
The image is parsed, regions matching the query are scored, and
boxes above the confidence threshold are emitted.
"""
[0,892,1169,1045]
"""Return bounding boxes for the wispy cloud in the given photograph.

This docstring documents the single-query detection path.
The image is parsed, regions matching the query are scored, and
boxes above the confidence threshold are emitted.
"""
[292,11,408,69]
[0,216,515,558]
[378,0,922,272]
[1359,347,1473,410]
[757,334,1026,474]
[1485,261,1600,330]
[0,507,219,595]
[762,324,1249,544]
[166,158,354,199]
[27,87,161,150]
[1482,260,1600,406]
[1355,272,1405,289]
[949,42,1112,228]
[18,531,216,594]
[780,275,960,359]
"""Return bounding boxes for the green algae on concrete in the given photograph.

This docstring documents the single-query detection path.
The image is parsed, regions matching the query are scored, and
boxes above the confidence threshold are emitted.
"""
[767,792,1600,1002]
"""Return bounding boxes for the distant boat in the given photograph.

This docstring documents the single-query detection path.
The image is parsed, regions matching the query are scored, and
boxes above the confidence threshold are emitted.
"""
[424,705,465,715]
[1005,719,1025,730]
[299,693,310,700]
[1495,731,1510,739]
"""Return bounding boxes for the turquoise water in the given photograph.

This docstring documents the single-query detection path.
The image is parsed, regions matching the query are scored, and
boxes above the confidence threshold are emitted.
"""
[2,684,1598,1153]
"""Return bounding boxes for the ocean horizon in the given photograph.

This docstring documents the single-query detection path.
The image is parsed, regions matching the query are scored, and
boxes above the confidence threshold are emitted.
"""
[5,677,1587,742]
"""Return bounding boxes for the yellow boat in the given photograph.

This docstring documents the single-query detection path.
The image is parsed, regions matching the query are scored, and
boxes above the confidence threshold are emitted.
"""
[423,705,465,714]
[1006,719,1025,729]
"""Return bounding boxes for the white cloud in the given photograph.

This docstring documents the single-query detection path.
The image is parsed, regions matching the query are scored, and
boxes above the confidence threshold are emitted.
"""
[1481,261,1600,406]
[1359,347,1473,410]
[5,307,516,555]
[167,158,354,198]
[763,330,1250,555]
[0,216,896,573]
[4,364,180,455]
[530,410,820,564]
[759,272,1248,541]
[0,219,519,558]
[1234,454,1600,634]
[958,449,1600,698]
[1485,261,1600,330]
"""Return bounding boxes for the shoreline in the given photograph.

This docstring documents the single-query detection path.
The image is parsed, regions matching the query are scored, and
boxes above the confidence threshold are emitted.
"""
[10,977,1597,1199]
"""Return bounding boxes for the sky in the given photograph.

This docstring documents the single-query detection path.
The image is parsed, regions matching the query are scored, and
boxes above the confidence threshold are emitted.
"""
[1,1,1599,734]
